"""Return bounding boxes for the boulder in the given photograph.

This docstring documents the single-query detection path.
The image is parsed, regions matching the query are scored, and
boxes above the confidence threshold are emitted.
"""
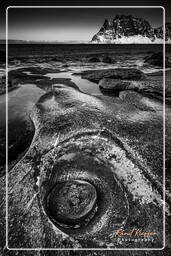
[102,56,115,64]
[99,78,132,92]
[99,77,171,103]
[144,52,171,68]
[88,57,101,63]
[81,68,146,82]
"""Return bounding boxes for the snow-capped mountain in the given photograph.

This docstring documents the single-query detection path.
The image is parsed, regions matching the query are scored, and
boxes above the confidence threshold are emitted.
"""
[91,15,171,44]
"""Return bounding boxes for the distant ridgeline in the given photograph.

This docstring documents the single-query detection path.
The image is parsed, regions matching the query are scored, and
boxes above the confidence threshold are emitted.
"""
[91,15,171,43]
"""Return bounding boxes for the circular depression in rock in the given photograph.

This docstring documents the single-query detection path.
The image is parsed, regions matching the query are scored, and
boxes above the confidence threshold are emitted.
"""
[47,180,97,225]
[40,130,129,242]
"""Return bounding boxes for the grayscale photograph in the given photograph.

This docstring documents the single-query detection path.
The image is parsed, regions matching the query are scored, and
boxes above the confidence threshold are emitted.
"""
[0,1,171,254]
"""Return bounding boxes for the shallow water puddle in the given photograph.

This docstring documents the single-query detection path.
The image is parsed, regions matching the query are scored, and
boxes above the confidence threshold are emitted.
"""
[45,72,103,96]
[0,83,44,128]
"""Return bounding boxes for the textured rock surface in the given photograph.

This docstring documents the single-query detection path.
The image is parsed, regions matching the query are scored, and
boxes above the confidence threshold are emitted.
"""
[47,180,97,225]
[1,82,170,251]
[91,15,171,43]
[79,68,146,83]
[144,52,171,68]
[0,44,171,254]
[99,76,171,103]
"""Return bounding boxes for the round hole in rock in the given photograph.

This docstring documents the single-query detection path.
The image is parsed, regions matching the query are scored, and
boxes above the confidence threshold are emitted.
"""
[40,131,129,241]
[46,180,97,226]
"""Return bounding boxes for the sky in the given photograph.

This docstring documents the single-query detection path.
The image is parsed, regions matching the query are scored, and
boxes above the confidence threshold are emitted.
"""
[0,0,171,42]
[6,8,164,42]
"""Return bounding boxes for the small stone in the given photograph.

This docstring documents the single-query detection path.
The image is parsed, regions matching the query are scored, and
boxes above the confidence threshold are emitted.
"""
[47,180,97,225]
[88,57,101,63]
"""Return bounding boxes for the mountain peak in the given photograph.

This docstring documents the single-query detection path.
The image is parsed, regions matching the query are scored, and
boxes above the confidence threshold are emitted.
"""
[99,19,110,32]
[91,15,171,43]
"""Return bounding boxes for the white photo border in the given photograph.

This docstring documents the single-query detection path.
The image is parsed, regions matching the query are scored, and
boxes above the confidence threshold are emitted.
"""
[6,5,166,251]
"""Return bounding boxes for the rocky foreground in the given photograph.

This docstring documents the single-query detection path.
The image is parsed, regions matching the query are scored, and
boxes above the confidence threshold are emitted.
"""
[74,67,171,104]
[0,64,171,255]
[0,46,171,255]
